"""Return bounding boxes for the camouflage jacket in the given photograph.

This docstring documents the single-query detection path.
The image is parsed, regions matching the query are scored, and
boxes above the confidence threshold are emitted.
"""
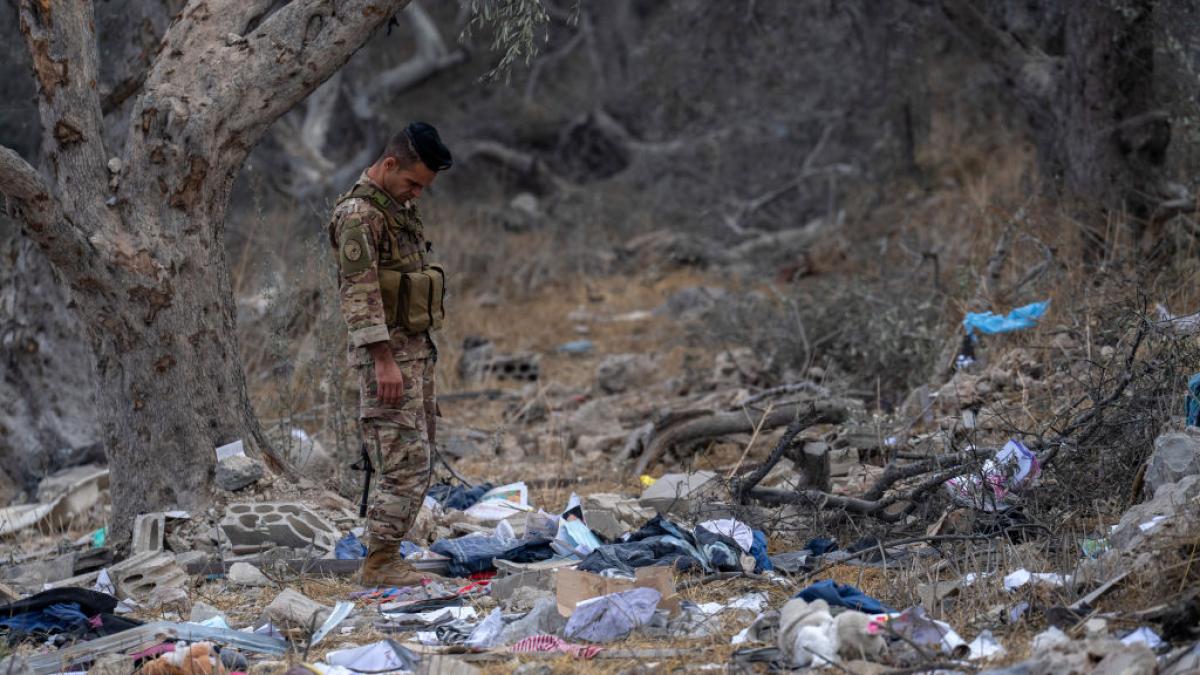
[327,172,434,366]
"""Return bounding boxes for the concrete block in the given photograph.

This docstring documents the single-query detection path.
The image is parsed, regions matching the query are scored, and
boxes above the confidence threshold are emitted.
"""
[110,551,187,605]
[220,502,338,555]
[131,512,165,554]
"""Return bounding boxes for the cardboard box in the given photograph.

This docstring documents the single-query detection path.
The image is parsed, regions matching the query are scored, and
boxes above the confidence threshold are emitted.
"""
[555,566,679,617]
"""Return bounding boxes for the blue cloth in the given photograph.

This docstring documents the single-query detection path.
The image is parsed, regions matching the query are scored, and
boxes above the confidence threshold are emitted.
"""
[576,515,742,576]
[0,603,89,635]
[795,580,893,613]
[430,534,554,577]
[335,532,368,560]
[749,530,773,573]
[963,301,1050,335]
[806,537,838,556]
[1187,373,1200,427]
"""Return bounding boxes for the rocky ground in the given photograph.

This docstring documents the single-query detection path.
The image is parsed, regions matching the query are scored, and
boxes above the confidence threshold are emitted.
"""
[3,260,1200,675]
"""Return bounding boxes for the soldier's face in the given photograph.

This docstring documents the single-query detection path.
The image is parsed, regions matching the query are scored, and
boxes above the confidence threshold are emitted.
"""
[381,158,437,203]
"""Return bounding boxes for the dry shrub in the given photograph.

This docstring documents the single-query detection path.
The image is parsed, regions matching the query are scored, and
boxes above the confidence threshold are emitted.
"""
[699,277,948,407]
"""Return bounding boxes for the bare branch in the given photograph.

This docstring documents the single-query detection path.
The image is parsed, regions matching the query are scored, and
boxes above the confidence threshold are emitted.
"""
[129,0,411,182]
[632,399,853,477]
[0,146,52,207]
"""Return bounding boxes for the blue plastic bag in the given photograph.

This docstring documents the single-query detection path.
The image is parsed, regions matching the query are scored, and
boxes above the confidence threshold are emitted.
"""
[963,301,1050,336]
[1187,372,1200,427]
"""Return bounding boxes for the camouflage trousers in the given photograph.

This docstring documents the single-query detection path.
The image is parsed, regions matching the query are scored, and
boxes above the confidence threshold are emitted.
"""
[358,355,437,545]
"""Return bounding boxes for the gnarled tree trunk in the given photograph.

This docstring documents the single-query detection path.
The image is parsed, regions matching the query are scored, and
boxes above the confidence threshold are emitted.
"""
[938,0,1170,233]
[0,0,410,542]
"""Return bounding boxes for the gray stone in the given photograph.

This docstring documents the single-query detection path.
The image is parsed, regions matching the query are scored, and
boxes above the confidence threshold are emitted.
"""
[595,353,656,395]
[228,561,272,587]
[219,501,339,555]
[639,471,721,516]
[265,588,331,629]
[215,455,264,491]
[1145,429,1200,496]
[1110,474,1200,551]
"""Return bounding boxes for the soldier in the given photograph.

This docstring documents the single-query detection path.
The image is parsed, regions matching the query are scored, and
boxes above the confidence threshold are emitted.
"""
[327,122,453,587]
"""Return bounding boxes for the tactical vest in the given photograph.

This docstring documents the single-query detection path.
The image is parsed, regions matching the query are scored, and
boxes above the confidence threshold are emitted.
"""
[336,182,445,333]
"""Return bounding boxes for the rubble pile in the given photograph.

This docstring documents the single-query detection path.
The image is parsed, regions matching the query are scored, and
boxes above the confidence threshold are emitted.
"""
[3,290,1199,673]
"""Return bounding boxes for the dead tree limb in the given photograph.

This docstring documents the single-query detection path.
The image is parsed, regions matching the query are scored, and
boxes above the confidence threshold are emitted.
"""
[734,382,832,410]
[633,399,853,478]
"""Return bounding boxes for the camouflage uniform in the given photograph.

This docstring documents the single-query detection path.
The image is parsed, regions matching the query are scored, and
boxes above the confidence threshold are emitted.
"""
[328,172,438,545]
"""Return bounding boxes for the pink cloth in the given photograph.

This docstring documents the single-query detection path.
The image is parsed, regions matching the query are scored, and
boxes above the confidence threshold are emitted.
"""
[509,634,603,660]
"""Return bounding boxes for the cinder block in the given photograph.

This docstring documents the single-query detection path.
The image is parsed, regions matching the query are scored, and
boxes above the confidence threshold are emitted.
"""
[219,502,338,555]
[131,512,165,554]
[110,551,188,605]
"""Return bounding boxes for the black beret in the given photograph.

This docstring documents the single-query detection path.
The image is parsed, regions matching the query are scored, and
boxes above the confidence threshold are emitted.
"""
[406,122,452,171]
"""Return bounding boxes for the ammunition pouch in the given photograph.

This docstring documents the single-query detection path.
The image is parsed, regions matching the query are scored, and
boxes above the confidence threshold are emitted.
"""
[380,264,445,333]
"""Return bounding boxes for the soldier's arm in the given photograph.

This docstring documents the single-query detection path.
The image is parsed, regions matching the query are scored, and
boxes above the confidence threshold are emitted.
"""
[334,207,405,403]
[334,207,390,347]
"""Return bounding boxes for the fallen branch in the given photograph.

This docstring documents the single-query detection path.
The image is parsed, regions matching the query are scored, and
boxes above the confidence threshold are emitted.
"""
[632,399,852,477]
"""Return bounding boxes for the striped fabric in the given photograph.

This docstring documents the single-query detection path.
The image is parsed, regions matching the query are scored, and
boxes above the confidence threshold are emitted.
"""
[508,634,604,660]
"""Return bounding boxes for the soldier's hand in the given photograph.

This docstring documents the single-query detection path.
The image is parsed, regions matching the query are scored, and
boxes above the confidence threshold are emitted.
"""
[376,358,405,406]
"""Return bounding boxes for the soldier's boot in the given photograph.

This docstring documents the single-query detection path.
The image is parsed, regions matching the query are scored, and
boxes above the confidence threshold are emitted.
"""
[360,542,443,588]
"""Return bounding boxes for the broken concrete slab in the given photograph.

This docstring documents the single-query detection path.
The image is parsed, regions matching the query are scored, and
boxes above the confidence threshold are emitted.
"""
[220,501,339,555]
[639,471,720,516]
[265,588,332,629]
[580,493,654,540]
[0,466,109,536]
[228,561,272,587]
[216,455,265,492]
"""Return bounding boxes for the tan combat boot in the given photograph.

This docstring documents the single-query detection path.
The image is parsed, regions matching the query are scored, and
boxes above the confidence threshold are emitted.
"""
[360,543,442,588]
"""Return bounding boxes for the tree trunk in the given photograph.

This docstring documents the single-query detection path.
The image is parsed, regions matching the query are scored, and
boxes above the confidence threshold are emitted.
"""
[0,0,411,543]
[938,0,1169,227]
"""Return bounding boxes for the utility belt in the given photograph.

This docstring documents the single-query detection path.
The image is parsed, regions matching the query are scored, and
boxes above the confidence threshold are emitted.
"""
[379,257,446,333]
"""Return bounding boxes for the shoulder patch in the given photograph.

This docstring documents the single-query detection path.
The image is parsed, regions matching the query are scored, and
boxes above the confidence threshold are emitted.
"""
[338,223,374,276]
